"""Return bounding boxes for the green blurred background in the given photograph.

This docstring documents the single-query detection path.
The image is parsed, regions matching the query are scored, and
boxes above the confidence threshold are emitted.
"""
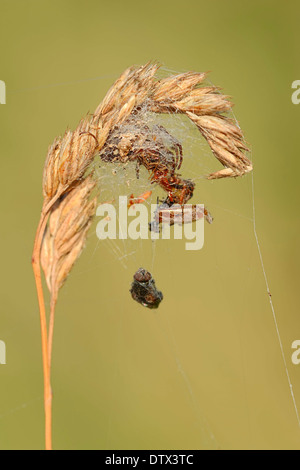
[0,0,299,450]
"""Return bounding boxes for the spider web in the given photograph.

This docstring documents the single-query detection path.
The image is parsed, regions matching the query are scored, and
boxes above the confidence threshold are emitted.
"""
[78,71,300,447]
[1,70,300,450]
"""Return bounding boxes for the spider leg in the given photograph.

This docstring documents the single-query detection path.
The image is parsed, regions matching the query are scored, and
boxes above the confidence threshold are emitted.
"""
[154,124,183,171]
[135,160,140,179]
[178,148,183,170]
[174,142,183,170]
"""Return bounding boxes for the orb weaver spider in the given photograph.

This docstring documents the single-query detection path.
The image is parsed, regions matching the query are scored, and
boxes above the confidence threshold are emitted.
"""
[98,115,213,227]
[100,118,192,192]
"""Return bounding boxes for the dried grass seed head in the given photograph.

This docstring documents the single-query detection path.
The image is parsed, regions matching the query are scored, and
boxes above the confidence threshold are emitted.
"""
[41,176,97,296]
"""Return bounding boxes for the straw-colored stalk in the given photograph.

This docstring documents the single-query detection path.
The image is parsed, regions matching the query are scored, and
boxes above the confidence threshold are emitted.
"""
[32,62,252,450]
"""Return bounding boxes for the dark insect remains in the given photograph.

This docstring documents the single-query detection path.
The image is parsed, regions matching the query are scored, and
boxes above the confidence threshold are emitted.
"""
[130,268,163,309]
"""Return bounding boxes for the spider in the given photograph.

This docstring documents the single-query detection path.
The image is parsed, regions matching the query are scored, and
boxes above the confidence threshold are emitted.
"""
[99,119,195,206]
